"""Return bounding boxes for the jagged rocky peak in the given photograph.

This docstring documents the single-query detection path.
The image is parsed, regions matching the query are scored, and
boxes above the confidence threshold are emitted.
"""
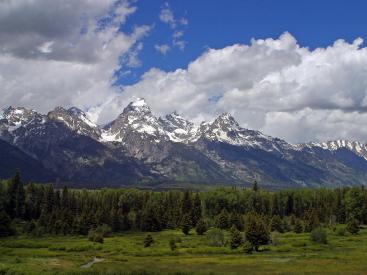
[0,106,44,131]
[101,98,166,142]
[48,106,100,138]
[160,111,197,143]
[211,113,240,130]
[303,139,367,160]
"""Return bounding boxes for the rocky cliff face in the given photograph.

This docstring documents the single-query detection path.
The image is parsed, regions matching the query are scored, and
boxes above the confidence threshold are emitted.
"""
[1,98,367,188]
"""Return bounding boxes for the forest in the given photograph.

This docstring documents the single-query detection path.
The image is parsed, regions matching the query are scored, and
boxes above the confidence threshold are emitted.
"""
[1,171,366,248]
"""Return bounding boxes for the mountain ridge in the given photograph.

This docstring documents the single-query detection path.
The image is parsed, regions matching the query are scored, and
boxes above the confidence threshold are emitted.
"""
[1,98,367,188]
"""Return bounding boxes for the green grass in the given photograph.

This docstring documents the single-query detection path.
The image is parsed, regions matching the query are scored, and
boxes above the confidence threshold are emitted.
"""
[1,227,367,274]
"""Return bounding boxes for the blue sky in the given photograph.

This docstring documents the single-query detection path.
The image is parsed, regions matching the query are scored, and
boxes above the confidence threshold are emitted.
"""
[118,0,367,85]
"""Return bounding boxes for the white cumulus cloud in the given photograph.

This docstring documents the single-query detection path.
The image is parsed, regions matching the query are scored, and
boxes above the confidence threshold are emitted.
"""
[0,0,150,112]
[92,32,367,143]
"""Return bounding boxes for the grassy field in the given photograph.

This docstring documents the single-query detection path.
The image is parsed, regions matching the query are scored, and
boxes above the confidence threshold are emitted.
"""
[0,227,367,275]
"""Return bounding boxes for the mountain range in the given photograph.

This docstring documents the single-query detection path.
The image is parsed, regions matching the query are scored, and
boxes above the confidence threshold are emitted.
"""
[1,98,367,189]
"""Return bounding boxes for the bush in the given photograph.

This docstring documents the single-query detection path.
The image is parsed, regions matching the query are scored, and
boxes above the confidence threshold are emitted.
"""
[243,241,253,254]
[95,224,112,237]
[346,218,359,234]
[293,219,303,233]
[169,239,177,251]
[310,228,327,244]
[88,229,104,244]
[270,231,281,246]
[335,227,346,236]
[206,228,225,247]
[144,234,154,247]
[195,219,208,235]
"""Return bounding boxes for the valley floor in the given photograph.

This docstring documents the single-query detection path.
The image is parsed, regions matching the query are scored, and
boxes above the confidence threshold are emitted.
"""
[1,227,367,275]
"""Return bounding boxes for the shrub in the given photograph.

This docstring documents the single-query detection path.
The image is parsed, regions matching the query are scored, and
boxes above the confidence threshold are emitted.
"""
[243,241,253,254]
[346,218,359,234]
[95,224,112,237]
[270,232,281,246]
[88,229,104,244]
[310,228,327,244]
[206,228,225,247]
[293,219,303,233]
[335,227,346,236]
[169,239,177,251]
[144,234,154,247]
[195,219,208,235]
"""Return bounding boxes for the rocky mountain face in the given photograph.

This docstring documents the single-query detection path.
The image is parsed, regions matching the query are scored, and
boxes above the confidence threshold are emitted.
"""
[1,99,367,188]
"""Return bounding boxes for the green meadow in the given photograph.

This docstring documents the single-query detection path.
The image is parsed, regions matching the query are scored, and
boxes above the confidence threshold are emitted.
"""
[1,226,367,275]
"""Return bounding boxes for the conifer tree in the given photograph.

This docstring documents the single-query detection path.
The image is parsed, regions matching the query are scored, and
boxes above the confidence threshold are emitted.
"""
[216,209,230,229]
[252,180,258,192]
[271,194,280,216]
[181,190,192,217]
[304,209,320,232]
[7,170,25,218]
[0,208,12,237]
[245,213,269,251]
[181,214,192,235]
[270,215,284,233]
[229,225,243,249]
[229,212,244,230]
[191,193,202,226]
[195,219,208,235]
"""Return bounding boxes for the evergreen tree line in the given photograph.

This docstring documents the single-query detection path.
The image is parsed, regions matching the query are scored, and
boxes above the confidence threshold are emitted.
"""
[1,172,367,244]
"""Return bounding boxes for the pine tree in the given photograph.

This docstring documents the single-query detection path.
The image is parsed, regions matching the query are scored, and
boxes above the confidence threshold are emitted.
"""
[181,191,192,217]
[181,214,192,235]
[271,194,280,216]
[195,219,208,235]
[191,193,202,226]
[0,209,12,237]
[110,208,120,232]
[304,209,320,232]
[229,225,243,249]
[61,186,69,209]
[270,215,284,233]
[140,203,161,232]
[7,170,25,219]
[252,180,258,192]
[245,213,269,251]
[229,212,244,230]
[216,209,230,229]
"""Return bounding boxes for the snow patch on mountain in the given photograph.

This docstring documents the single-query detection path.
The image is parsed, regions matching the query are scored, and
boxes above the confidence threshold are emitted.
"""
[301,140,367,160]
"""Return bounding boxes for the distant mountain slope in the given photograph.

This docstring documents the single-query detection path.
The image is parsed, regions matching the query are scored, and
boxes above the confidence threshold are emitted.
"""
[0,139,53,182]
[1,99,367,188]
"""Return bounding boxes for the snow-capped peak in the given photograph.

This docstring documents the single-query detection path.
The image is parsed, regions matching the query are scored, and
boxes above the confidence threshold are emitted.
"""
[101,98,166,143]
[130,97,147,108]
[159,111,197,143]
[0,106,43,131]
[301,139,367,160]
[48,106,100,139]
